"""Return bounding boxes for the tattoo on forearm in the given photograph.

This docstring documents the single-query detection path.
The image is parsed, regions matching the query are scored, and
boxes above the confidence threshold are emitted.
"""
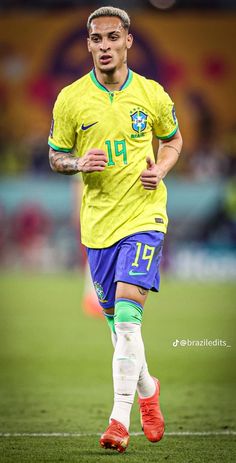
[138,286,148,296]
[49,150,79,175]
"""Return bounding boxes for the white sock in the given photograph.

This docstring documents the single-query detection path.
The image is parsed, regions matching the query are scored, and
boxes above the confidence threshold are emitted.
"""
[137,361,156,398]
[110,322,144,430]
[110,329,156,399]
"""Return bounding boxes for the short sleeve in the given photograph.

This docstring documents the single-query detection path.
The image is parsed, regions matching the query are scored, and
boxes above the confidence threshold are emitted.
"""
[153,86,178,140]
[48,90,76,152]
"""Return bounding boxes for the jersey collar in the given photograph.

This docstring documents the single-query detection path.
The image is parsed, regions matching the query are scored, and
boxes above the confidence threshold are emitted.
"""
[90,68,133,92]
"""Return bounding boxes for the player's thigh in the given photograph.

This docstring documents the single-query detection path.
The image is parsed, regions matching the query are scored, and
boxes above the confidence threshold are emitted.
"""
[115,281,149,306]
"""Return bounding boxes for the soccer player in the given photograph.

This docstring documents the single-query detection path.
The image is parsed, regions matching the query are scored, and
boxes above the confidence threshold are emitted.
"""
[48,6,183,453]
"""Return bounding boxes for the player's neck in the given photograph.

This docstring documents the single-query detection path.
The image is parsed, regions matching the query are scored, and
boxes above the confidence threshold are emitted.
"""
[94,66,129,92]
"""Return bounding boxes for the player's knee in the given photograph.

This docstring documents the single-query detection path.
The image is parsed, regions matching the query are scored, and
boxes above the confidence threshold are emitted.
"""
[114,298,143,325]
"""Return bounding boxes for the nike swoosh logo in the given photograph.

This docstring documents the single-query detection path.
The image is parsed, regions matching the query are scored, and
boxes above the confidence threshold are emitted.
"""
[81,122,98,131]
[128,270,147,276]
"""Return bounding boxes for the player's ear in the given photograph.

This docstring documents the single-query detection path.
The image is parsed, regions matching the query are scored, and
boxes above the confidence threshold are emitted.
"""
[126,33,133,49]
[87,38,91,53]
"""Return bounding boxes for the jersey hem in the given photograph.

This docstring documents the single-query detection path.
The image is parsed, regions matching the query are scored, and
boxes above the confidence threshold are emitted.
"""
[48,140,72,152]
[82,225,167,249]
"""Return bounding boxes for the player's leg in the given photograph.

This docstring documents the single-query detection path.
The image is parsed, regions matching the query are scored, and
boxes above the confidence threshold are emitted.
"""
[112,282,164,443]
[109,284,149,428]
[109,232,164,443]
[103,304,154,435]
[86,245,132,452]
[87,233,164,451]
[100,298,143,453]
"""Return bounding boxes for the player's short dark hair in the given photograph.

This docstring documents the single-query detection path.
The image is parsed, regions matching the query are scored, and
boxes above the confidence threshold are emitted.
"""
[87,6,130,31]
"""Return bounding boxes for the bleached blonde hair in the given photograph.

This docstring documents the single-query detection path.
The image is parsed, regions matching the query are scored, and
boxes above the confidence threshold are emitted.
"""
[87,6,130,31]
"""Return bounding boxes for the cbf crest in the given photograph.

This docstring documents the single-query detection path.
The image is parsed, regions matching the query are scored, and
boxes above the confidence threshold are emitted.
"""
[94,281,107,303]
[130,108,148,137]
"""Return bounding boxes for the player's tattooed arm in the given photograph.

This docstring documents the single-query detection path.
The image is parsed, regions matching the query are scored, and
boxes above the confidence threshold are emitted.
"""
[49,148,80,175]
[49,147,108,174]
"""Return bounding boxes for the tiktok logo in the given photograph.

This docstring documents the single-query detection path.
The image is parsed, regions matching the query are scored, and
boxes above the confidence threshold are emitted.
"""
[172,339,179,347]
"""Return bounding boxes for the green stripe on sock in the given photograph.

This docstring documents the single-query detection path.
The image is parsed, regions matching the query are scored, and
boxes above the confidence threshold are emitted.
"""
[114,300,143,325]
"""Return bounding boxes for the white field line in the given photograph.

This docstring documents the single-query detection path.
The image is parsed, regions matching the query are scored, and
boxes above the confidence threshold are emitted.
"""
[0,431,235,438]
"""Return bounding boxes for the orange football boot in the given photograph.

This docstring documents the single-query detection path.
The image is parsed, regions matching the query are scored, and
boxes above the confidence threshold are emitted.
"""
[138,377,165,442]
[100,419,130,453]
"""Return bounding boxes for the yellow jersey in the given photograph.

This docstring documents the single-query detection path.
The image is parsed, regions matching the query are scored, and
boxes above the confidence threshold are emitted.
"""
[48,69,178,248]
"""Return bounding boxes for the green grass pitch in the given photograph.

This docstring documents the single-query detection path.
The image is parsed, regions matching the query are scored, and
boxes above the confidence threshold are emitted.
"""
[0,273,236,462]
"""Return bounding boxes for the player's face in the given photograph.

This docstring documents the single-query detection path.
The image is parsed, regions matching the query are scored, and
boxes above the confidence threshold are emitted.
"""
[87,16,133,73]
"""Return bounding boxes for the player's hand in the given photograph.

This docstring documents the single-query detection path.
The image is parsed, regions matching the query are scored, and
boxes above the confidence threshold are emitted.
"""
[78,149,108,173]
[140,156,163,190]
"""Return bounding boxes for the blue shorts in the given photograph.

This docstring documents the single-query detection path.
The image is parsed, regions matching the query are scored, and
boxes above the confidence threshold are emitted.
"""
[86,231,164,309]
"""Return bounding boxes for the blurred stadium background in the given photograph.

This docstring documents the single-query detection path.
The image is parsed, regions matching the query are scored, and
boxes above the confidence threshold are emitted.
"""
[0,0,236,278]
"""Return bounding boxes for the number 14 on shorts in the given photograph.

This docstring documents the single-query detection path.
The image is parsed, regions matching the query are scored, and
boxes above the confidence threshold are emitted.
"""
[131,242,155,272]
